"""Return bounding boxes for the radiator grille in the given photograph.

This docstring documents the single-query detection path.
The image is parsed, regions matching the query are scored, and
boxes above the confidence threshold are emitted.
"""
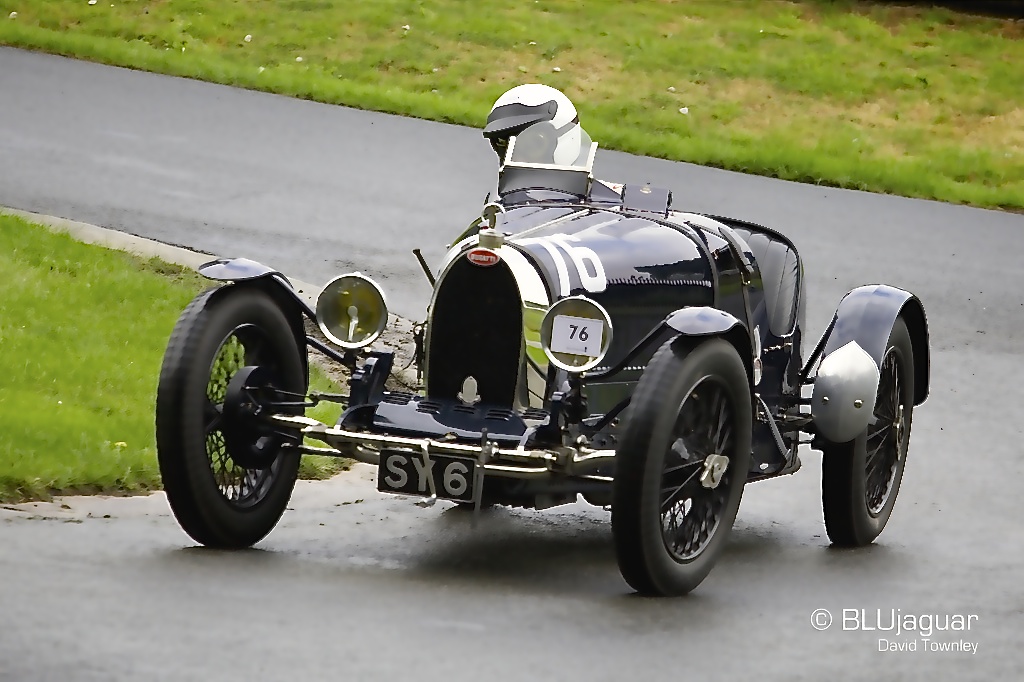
[425,256,523,406]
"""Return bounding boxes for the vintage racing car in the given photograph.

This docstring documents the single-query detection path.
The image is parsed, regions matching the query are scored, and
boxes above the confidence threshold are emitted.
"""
[155,103,930,596]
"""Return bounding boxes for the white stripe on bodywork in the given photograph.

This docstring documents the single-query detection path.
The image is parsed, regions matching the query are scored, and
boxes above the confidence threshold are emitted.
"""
[496,245,549,306]
[516,237,572,296]
[547,233,606,293]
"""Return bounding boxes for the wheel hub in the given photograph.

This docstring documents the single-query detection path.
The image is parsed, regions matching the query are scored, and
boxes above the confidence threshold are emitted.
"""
[893,404,905,454]
[700,454,730,489]
[223,365,290,469]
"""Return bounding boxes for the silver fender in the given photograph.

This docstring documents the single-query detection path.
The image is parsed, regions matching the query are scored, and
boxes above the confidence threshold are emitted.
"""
[811,340,880,443]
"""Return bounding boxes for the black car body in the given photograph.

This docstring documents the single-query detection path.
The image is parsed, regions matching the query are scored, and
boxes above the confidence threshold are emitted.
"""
[156,122,930,595]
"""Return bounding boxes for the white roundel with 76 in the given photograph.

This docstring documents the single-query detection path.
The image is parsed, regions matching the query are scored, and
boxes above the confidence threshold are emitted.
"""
[550,314,604,357]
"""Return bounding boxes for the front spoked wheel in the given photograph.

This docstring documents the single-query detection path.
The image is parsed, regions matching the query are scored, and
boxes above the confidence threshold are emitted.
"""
[612,337,752,596]
[156,285,306,548]
[660,380,738,563]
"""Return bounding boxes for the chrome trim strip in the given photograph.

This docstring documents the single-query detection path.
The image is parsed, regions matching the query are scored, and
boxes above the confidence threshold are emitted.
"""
[273,414,617,478]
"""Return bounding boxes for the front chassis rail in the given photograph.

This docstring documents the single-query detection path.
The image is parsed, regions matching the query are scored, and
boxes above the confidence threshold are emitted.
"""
[271,414,615,482]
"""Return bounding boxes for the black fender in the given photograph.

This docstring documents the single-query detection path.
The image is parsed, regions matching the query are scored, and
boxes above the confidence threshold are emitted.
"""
[820,285,929,405]
[665,307,753,385]
[199,257,290,283]
[199,258,314,378]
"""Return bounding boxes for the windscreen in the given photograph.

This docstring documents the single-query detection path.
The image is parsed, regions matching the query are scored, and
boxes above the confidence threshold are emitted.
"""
[506,121,594,168]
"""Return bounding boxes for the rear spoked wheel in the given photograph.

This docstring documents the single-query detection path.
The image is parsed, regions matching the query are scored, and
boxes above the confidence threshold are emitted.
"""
[612,338,752,596]
[157,286,306,548]
[821,317,914,546]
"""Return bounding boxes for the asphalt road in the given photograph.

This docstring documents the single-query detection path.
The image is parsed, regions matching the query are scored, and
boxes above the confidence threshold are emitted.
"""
[2,47,1024,681]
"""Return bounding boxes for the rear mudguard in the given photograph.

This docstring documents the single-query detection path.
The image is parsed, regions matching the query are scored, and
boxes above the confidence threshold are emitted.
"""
[818,284,930,405]
[199,257,315,374]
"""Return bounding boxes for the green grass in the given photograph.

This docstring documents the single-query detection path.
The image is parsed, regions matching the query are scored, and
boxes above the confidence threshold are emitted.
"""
[1,0,1022,209]
[0,215,347,502]
[300,369,349,481]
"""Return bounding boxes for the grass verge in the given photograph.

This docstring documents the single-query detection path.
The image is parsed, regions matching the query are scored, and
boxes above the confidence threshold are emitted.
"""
[0,214,346,502]
[1,0,1022,209]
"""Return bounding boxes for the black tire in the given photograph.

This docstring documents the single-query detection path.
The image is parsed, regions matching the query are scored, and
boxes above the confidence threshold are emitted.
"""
[612,337,752,596]
[156,285,306,548]
[821,316,914,547]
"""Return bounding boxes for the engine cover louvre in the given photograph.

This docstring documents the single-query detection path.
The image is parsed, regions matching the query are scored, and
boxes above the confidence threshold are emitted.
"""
[425,256,523,407]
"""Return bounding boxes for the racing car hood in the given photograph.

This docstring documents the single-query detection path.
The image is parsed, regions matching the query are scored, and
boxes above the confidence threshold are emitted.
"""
[500,205,714,296]
[425,205,721,412]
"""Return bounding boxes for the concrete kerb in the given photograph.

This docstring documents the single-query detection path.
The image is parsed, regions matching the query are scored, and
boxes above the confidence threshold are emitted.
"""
[2,206,421,386]
[0,206,322,302]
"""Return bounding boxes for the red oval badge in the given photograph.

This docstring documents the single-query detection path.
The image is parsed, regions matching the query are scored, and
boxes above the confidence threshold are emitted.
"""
[467,248,500,267]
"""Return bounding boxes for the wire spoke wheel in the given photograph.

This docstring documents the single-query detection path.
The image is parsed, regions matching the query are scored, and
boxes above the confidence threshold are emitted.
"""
[863,349,905,516]
[612,337,751,596]
[157,286,306,548]
[821,316,915,547]
[660,381,736,562]
[204,326,281,509]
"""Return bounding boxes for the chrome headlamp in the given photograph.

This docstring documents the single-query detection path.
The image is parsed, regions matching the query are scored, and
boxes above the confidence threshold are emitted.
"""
[315,273,388,349]
[539,295,613,373]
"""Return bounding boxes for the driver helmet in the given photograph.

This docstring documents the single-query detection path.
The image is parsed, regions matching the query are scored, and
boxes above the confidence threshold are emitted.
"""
[482,84,582,165]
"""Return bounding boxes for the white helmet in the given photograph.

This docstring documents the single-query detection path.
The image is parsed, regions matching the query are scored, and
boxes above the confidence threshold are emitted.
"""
[483,84,582,165]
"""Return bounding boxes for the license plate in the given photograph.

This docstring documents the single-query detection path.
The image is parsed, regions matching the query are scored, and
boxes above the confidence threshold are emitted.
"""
[377,450,476,503]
